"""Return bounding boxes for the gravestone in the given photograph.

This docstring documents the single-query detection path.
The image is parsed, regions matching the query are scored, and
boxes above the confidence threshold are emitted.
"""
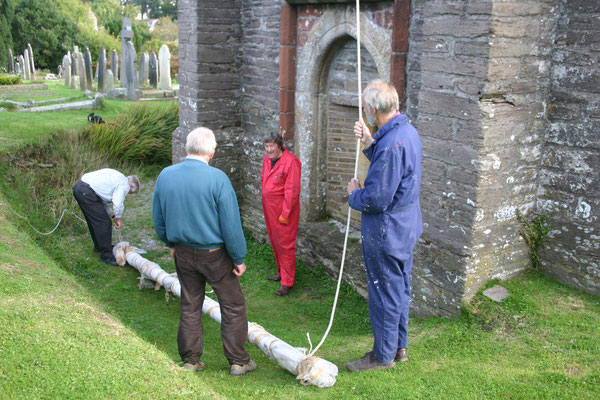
[111,49,119,81]
[27,43,35,80]
[158,44,172,90]
[125,41,137,100]
[70,54,76,76]
[23,50,31,80]
[120,18,133,88]
[72,76,80,90]
[84,48,93,90]
[77,52,86,91]
[8,49,14,73]
[98,46,106,93]
[63,54,71,87]
[139,52,149,86]
[106,70,114,92]
[149,51,158,89]
[16,58,23,77]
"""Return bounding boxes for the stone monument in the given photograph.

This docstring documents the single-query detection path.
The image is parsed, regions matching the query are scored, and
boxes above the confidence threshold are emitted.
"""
[149,51,158,89]
[111,49,119,81]
[27,44,35,80]
[98,46,106,93]
[63,54,71,87]
[158,44,172,90]
[84,47,93,90]
[139,52,149,86]
[23,50,31,80]
[8,49,14,73]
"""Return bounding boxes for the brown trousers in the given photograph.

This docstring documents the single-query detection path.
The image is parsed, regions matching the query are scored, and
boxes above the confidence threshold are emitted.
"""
[174,244,250,365]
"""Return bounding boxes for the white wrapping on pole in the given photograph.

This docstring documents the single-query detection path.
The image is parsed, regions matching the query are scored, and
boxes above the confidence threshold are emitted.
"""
[113,242,338,388]
[308,0,363,358]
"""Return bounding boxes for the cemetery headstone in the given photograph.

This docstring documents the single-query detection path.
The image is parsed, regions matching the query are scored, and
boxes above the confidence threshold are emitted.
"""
[16,59,23,77]
[62,55,71,86]
[149,51,158,89]
[125,41,137,100]
[84,48,93,90]
[8,49,14,73]
[72,75,80,90]
[111,49,119,81]
[23,50,31,80]
[120,18,133,88]
[139,52,149,86]
[98,46,106,93]
[158,44,172,90]
[77,52,86,91]
[27,43,35,80]
[106,70,114,92]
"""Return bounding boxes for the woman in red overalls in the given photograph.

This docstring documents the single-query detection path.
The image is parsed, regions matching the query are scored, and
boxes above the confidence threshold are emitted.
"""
[261,132,302,297]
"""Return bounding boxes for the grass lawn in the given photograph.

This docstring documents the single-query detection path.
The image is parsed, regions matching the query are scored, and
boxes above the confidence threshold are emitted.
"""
[0,86,598,399]
[0,80,135,150]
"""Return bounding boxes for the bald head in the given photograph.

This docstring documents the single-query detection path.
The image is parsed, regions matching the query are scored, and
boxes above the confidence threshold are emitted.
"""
[362,79,399,116]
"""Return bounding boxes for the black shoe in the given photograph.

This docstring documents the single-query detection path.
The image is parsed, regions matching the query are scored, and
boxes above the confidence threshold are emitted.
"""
[275,285,292,297]
[395,348,408,362]
[347,351,395,371]
[100,257,119,266]
[267,273,281,281]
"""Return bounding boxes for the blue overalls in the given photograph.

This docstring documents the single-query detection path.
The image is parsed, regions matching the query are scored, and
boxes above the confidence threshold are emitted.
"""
[348,113,423,363]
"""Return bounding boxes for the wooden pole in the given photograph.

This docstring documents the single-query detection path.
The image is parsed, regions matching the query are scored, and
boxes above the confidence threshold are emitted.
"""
[114,243,338,387]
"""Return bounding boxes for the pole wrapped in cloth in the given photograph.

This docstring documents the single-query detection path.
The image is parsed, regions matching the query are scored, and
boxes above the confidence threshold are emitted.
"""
[113,242,338,387]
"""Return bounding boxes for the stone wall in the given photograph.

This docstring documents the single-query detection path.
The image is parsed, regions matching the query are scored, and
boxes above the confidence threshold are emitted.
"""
[540,0,600,295]
[237,0,283,240]
[174,0,243,185]
[176,0,600,318]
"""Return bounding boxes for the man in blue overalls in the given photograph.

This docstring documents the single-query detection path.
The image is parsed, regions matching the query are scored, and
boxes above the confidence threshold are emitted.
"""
[346,80,423,371]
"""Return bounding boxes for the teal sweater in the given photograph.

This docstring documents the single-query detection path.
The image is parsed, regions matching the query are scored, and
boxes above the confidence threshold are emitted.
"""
[152,158,246,264]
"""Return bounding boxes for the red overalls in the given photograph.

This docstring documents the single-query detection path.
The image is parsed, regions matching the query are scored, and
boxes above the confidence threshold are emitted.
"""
[261,148,302,287]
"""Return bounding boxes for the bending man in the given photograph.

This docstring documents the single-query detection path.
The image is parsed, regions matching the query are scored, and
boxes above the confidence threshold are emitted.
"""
[346,80,423,371]
[73,169,139,266]
[153,127,256,376]
[261,132,302,297]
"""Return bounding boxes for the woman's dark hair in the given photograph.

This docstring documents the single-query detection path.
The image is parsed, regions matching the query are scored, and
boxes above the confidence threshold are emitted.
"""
[263,132,284,149]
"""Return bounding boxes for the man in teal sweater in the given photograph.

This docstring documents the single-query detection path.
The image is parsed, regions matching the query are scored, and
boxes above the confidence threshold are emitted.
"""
[153,127,256,376]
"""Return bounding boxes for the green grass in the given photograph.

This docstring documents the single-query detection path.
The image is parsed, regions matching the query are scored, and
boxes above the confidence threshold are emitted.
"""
[0,81,136,150]
[0,108,599,399]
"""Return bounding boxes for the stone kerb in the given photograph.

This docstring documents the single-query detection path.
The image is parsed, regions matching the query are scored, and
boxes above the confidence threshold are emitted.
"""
[295,8,390,222]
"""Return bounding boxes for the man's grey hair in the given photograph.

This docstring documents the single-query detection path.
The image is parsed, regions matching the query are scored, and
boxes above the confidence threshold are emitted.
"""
[186,127,217,156]
[263,131,284,150]
[127,175,140,194]
[362,79,399,115]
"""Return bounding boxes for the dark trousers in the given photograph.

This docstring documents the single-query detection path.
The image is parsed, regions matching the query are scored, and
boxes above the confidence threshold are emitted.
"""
[174,244,250,366]
[73,181,114,260]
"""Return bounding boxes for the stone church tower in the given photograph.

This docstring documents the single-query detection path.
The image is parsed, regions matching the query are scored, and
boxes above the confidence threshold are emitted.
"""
[174,0,599,316]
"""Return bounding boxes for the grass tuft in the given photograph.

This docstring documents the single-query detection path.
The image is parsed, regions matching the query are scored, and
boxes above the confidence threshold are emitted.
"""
[82,102,178,165]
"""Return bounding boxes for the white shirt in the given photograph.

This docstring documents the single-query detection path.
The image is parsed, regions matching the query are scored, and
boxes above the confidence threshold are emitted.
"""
[81,168,130,218]
[185,155,208,164]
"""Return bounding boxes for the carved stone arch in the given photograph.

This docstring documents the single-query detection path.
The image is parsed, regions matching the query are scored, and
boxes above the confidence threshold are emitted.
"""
[295,9,391,221]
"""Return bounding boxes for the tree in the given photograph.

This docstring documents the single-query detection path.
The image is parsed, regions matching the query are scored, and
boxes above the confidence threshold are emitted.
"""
[121,0,177,20]
[11,0,80,71]
[0,0,15,72]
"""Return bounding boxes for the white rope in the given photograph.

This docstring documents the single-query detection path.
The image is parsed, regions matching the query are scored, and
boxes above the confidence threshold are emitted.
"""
[0,202,86,235]
[308,0,363,357]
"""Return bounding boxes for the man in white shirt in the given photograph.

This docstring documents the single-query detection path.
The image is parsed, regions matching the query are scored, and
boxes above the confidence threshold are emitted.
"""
[73,169,140,265]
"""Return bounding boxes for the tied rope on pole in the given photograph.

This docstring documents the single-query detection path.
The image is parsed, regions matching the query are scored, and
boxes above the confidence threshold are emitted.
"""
[308,0,363,357]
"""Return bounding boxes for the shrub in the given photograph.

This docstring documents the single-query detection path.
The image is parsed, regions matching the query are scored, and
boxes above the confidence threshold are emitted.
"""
[0,76,21,85]
[82,102,178,165]
[516,210,550,271]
